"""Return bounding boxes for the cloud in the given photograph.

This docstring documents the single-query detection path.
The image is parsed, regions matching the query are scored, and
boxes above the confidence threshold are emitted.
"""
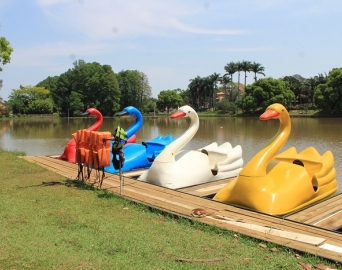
[36,0,70,6]
[167,18,245,35]
[34,0,245,40]
[9,42,113,68]
[216,47,276,52]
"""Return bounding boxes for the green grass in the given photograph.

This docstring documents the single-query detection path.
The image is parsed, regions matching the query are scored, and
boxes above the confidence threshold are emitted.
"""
[0,149,340,270]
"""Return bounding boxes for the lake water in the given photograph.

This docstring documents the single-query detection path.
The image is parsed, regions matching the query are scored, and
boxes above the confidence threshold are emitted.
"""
[1,115,342,192]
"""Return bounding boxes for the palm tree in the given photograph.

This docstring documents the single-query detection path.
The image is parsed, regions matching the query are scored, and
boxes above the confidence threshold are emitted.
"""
[201,76,213,109]
[224,62,237,83]
[250,62,265,81]
[189,76,202,109]
[305,77,318,107]
[241,60,252,90]
[220,74,231,95]
[209,72,221,108]
[305,73,327,107]
[316,73,328,85]
[235,61,243,95]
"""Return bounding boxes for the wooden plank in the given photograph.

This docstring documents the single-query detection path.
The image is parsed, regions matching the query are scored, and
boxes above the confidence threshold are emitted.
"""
[122,169,147,177]
[286,194,342,224]
[314,210,342,230]
[20,156,342,263]
[102,174,341,240]
[205,216,325,246]
[177,178,234,197]
[20,156,342,239]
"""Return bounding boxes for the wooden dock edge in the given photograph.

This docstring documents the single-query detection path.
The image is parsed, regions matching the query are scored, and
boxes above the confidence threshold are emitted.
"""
[20,156,342,263]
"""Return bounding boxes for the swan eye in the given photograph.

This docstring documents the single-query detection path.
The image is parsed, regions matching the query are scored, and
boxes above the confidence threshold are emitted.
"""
[188,111,191,113]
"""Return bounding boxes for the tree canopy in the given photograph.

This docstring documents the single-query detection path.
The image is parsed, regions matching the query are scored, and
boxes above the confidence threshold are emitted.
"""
[315,68,342,115]
[0,36,14,96]
[38,61,121,116]
[117,70,152,110]
[7,85,53,114]
[0,37,13,72]
[241,77,295,113]
[157,90,183,113]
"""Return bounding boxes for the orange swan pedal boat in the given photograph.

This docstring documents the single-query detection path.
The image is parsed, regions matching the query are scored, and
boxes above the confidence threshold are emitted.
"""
[213,103,338,216]
[59,108,136,163]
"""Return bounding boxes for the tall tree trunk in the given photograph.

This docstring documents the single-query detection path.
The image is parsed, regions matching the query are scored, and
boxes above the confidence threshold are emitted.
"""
[237,72,241,97]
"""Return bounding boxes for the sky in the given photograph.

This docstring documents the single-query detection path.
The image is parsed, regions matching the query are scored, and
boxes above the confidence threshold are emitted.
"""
[0,0,342,101]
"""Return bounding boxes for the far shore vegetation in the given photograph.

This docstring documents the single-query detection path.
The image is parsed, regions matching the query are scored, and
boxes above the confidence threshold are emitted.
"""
[0,148,341,269]
[1,57,342,119]
[0,106,338,121]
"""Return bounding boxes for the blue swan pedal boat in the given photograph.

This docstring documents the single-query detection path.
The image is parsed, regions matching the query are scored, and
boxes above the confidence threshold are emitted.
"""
[104,106,174,173]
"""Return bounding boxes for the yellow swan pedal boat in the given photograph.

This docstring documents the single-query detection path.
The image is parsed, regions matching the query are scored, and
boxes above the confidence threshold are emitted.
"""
[213,103,338,216]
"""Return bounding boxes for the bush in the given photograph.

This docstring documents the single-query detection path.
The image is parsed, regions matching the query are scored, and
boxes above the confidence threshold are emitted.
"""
[215,99,237,114]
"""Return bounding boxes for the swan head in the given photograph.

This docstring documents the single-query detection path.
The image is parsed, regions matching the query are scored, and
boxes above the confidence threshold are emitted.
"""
[260,103,289,123]
[115,106,143,139]
[171,105,197,120]
[116,106,142,119]
[81,108,102,118]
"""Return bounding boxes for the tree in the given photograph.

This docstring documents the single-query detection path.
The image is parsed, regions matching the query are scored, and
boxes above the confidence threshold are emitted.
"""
[7,86,51,114]
[141,99,157,114]
[209,72,221,108]
[219,75,231,94]
[315,68,342,115]
[241,78,294,113]
[188,76,203,109]
[0,36,14,95]
[282,75,307,105]
[305,77,318,107]
[36,76,59,111]
[215,99,237,114]
[236,61,243,94]
[224,62,237,83]
[241,60,252,90]
[69,91,84,115]
[250,62,265,81]
[177,88,190,105]
[0,37,13,72]
[72,62,120,116]
[140,72,152,104]
[29,99,53,114]
[117,70,144,110]
[48,60,120,116]
[157,90,183,113]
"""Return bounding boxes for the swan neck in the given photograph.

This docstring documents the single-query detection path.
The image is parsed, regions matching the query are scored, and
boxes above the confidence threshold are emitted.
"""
[126,112,143,138]
[87,114,103,131]
[240,116,291,177]
[157,113,199,162]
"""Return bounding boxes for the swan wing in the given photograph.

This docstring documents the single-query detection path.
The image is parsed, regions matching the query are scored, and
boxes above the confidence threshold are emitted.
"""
[199,143,243,170]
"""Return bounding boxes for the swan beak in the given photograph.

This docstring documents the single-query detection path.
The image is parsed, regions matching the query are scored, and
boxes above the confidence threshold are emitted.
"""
[171,111,186,119]
[260,109,279,120]
[81,111,90,116]
[116,111,129,117]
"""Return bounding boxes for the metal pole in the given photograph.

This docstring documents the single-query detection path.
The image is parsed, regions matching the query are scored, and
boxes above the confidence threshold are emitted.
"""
[119,159,122,197]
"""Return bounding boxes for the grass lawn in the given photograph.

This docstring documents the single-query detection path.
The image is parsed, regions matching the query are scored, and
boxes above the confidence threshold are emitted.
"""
[0,149,340,270]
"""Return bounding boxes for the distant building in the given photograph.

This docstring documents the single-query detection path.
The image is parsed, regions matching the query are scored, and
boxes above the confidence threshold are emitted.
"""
[0,104,7,115]
[216,91,225,101]
[216,85,245,101]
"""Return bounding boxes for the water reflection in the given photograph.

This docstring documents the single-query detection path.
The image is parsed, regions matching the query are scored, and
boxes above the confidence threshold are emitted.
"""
[1,116,342,191]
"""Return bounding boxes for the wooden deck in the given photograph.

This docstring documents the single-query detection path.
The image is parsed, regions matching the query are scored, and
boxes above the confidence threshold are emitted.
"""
[20,156,342,263]
[286,193,342,230]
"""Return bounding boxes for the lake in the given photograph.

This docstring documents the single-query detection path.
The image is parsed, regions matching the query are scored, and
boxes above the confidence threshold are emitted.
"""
[1,115,342,191]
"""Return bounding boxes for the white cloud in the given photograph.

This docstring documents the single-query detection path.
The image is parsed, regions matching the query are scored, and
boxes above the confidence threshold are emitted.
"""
[9,42,113,68]
[167,18,245,35]
[34,0,246,40]
[36,0,70,6]
[216,47,276,52]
